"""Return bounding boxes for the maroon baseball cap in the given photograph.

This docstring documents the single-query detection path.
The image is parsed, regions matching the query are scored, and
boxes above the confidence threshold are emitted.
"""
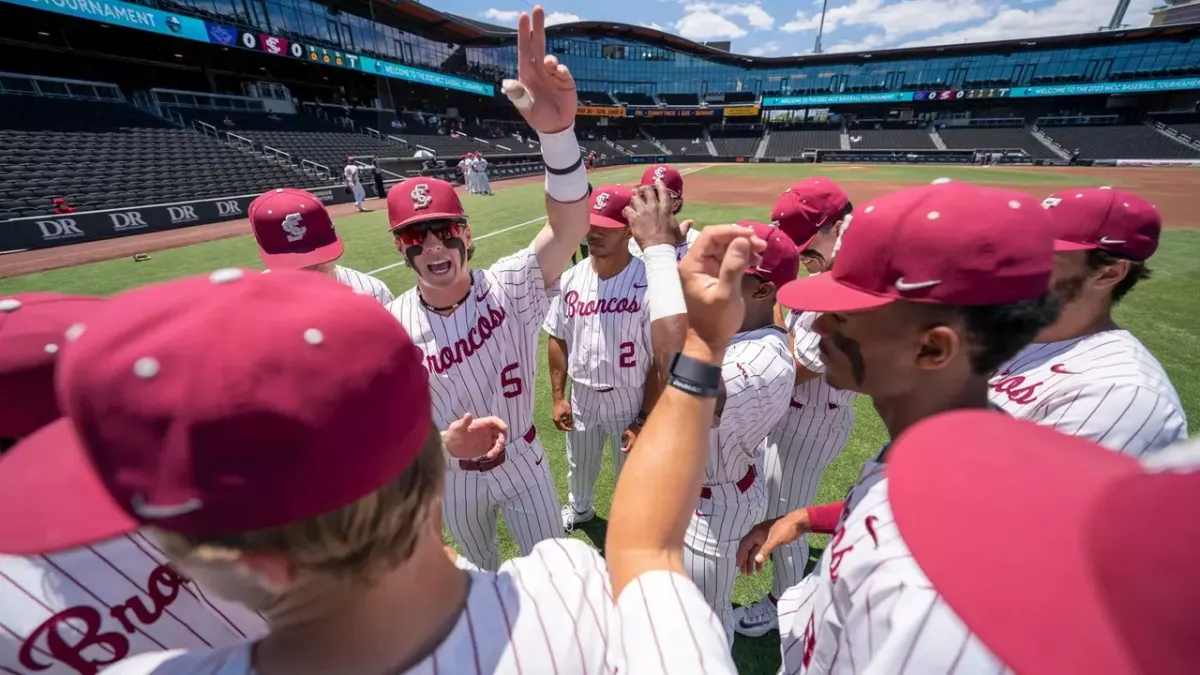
[248,188,344,271]
[388,177,467,232]
[890,410,1200,675]
[777,183,1054,313]
[640,165,684,198]
[0,268,432,554]
[590,185,634,229]
[771,177,850,249]
[740,221,800,289]
[0,293,105,440]
[1042,187,1161,261]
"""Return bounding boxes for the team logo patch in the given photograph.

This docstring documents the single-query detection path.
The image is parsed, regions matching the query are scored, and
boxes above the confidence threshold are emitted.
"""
[281,212,306,242]
[1042,197,1062,209]
[594,192,611,211]
[653,166,667,181]
[411,183,433,210]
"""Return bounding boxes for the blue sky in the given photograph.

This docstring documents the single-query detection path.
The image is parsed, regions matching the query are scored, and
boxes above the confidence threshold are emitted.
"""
[428,0,1160,56]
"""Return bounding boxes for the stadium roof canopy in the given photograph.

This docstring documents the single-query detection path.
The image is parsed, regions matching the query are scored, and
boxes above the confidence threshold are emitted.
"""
[365,0,1199,67]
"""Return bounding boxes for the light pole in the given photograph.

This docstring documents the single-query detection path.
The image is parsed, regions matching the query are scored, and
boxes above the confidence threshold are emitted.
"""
[814,0,831,54]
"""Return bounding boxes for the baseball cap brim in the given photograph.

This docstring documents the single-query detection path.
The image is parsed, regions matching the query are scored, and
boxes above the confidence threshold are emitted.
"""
[0,418,139,554]
[589,213,626,229]
[889,410,1141,675]
[388,211,468,232]
[777,272,894,313]
[258,239,345,271]
[1053,239,1098,252]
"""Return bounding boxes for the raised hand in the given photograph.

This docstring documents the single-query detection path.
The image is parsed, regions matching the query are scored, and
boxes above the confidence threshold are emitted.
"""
[502,6,577,134]
[623,181,679,250]
[678,224,766,353]
[443,413,509,460]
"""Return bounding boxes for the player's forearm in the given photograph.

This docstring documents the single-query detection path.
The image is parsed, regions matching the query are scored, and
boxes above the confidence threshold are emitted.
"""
[795,363,822,386]
[548,336,569,401]
[806,501,845,535]
[649,317,688,384]
[637,359,662,416]
[533,126,590,285]
[609,332,723,597]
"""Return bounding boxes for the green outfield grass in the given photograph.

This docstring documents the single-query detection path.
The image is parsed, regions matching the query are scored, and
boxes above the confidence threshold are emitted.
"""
[2,165,1198,674]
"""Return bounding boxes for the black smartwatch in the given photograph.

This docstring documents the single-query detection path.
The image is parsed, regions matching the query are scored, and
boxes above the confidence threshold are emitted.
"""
[668,351,722,398]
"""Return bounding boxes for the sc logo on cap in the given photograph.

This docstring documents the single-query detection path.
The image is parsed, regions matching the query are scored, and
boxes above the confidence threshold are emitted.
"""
[653,166,667,181]
[411,184,433,210]
[594,192,610,211]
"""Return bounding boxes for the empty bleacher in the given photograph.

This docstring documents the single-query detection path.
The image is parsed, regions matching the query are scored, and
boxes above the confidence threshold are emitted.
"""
[847,124,935,150]
[614,92,656,106]
[763,125,842,157]
[938,126,1059,159]
[1039,123,1200,160]
[578,91,617,106]
[0,95,309,220]
[659,93,700,106]
[710,126,763,156]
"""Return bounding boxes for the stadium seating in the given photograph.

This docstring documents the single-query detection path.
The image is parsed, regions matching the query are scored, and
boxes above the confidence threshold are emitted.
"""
[1039,124,1200,160]
[710,127,763,156]
[938,127,1060,159]
[847,129,936,150]
[763,126,842,157]
[0,96,312,220]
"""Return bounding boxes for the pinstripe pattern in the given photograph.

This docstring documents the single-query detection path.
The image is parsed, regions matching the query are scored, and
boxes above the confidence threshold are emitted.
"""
[777,478,1010,675]
[683,327,794,647]
[388,247,563,572]
[99,540,619,675]
[334,266,394,306]
[1,533,266,675]
[988,329,1187,457]
[615,571,739,674]
[628,228,700,261]
[765,311,859,596]
[544,257,651,512]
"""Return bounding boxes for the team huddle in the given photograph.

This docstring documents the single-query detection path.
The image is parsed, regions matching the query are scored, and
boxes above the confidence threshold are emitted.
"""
[0,7,1195,675]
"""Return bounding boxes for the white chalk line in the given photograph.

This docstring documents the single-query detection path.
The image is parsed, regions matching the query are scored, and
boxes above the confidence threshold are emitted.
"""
[365,163,714,277]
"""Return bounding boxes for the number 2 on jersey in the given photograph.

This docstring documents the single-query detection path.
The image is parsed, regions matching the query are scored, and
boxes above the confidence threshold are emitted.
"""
[501,362,524,398]
[619,342,636,368]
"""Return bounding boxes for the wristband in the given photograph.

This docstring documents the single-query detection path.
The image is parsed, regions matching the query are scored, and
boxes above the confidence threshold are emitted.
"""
[634,411,649,427]
[539,126,588,203]
[643,244,686,322]
[668,352,722,398]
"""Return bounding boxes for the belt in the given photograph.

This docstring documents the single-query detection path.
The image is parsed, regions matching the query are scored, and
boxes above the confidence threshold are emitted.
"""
[592,387,614,393]
[791,400,840,410]
[457,425,536,472]
[699,465,757,500]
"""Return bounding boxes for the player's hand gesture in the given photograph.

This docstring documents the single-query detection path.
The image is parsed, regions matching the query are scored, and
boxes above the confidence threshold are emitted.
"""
[678,224,766,352]
[678,218,695,237]
[443,413,509,460]
[552,398,573,431]
[736,510,812,575]
[502,6,577,134]
[620,422,639,453]
[624,181,679,250]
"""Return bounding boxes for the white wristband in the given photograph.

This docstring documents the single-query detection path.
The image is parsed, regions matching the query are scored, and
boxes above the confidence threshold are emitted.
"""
[538,125,588,203]
[643,244,687,322]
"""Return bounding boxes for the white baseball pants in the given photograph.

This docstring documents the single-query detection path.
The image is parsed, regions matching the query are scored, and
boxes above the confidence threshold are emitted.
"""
[564,384,641,513]
[683,468,766,648]
[351,182,365,208]
[442,429,563,572]
[763,400,855,597]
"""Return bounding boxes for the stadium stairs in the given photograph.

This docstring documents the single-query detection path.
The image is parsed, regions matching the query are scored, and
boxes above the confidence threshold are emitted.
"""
[1038,122,1200,160]
[0,94,317,221]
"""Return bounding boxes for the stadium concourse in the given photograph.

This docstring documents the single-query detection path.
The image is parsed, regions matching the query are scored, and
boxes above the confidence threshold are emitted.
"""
[0,1,1199,673]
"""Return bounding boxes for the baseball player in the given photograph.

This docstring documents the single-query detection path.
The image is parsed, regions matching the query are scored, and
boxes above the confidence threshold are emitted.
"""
[628,164,699,260]
[343,157,366,211]
[384,14,595,572]
[545,184,656,530]
[735,177,858,637]
[735,182,1063,674]
[0,292,269,675]
[457,154,472,192]
[989,187,1187,456]
[474,152,492,195]
[249,188,394,304]
[679,221,797,647]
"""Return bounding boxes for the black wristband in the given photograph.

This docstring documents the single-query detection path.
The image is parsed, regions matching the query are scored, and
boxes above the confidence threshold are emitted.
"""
[634,411,649,427]
[544,154,584,175]
[667,352,722,398]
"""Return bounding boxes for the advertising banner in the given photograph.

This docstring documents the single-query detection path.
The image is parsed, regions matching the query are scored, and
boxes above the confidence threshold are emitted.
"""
[577,105,626,117]
[628,108,722,118]
[5,0,209,41]
[723,105,761,117]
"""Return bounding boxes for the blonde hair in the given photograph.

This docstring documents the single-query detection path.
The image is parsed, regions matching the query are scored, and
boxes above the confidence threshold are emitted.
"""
[155,425,445,582]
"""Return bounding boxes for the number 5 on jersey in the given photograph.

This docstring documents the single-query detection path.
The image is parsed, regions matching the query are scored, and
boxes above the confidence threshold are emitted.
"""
[501,362,523,398]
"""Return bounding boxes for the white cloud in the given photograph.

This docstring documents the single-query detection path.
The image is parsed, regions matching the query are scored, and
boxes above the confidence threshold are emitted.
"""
[545,11,582,25]
[898,0,1157,47]
[674,3,775,40]
[746,41,782,56]
[640,21,668,31]
[783,0,990,41]
[481,8,521,24]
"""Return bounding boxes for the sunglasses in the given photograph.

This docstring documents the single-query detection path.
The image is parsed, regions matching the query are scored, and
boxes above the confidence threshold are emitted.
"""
[394,220,465,248]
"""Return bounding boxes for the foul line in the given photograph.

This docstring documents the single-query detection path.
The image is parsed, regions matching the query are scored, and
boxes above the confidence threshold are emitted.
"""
[365,164,714,277]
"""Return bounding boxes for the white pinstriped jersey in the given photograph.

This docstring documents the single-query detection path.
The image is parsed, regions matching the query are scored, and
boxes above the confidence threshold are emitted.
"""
[777,475,1010,675]
[387,247,549,434]
[708,327,794,484]
[628,228,700,261]
[543,257,651,390]
[787,310,858,410]
[613,571,737,675]
[988,329,1187,457]
[0,532,266,675]
[334,266,394,306]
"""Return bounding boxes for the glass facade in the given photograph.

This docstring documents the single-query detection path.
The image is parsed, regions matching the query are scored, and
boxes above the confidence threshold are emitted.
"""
[143,0,1200,97]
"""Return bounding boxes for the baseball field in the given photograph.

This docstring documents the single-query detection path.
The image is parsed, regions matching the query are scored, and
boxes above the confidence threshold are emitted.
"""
[1,163,1197,673]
